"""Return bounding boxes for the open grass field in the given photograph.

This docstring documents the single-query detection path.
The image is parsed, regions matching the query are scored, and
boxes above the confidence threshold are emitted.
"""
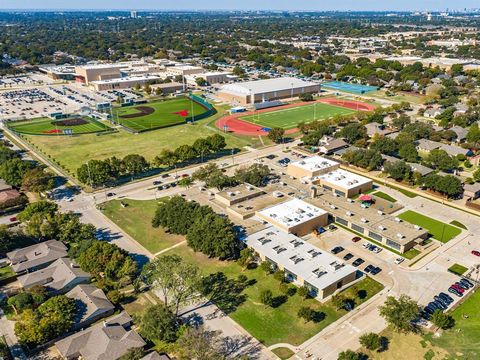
[448,263,468,276]
[424,289,480,359]
[100,198,185,254]
[398,210,462,243]
[19,108,255,176]
[368,90,427,105]
[113,97,210,132]
[239,102,355,129]
[163,243,383,346]
[373,191,397,203]
[8,116,111,135]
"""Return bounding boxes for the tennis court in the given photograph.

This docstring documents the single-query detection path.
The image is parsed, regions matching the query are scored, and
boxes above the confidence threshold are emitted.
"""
[8,116,111,135]
[113,97,211,132]
[322,81,379,94]
[239,101,355,129]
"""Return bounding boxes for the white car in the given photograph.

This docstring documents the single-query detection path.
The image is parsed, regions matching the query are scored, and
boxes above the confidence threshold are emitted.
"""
[395,258,405,265]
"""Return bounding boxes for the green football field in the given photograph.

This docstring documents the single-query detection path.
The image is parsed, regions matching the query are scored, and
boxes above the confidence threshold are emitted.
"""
[239,102,355,129]
[8,117,110,135]
[113,97,210,132]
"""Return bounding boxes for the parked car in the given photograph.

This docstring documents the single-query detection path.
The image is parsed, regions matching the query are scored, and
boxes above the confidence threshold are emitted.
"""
[343,253,354,261]
[438,292,454,304]
[370,267,382,275]
[471,250,480,257]
[106,192,115,197]
[352,236,361,243]
[352,258,365,267]
[460,278,474,289]
[153,180,162,185]
[448,287,462,297]
[9,216,17,222]
[331,246,344,255]
[394,257,405,265]
[364,264,375,273]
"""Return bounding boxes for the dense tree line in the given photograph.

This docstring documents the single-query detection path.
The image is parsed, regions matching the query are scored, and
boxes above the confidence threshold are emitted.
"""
[152,196,240,259]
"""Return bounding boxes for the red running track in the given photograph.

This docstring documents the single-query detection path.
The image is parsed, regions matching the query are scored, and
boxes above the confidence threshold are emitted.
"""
[215,98,375,136]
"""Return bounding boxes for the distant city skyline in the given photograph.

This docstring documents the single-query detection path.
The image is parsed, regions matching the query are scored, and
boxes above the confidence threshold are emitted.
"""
[0,0,479,12]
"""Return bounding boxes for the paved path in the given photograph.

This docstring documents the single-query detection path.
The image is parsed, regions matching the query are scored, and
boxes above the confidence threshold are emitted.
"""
[0,309,27,360]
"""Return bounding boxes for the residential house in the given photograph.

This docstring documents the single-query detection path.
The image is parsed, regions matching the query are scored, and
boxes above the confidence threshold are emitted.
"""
[464,183,480,200]
[365,122,393,137]
[318,136,349,154]
[424,107,445,119]
[66,284,115,330]
[55,311,145,360]
[141,353,171,360]
[416,139,471,156]
[450,126,468,143]
[7,240,68,274]
[18,258,90,294]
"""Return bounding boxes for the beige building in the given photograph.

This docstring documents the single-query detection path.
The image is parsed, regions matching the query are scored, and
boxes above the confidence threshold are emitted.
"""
[90,75,164,91]
[166,65,204,77]
[246,227,358,300]
[216,184,265,206]
[217,77,320,105]
[287,156,340,179]
[256,198,328,236]
[75,64,123,84]
[314,169,373,198]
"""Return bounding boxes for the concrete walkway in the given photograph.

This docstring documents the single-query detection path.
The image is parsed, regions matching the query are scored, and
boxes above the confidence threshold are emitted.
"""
[0,309,27,360]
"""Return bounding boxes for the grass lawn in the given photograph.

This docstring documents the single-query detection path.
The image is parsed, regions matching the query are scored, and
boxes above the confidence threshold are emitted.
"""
[368,90,427,105]
[20,108,254,176]
[122,289,161,317]
[8,116,111,135]
[373,191,397,203]
[272,347,295,359]
[398,210,462,243]
[448,263,468,276]
[385,184,417,198]
[163,244,383,346]
[424,289,480,358]
[239,102,355,129]
[0,266,15,280]
[100,199,184,254]
[114,97,209,132]
[450,220,467,230]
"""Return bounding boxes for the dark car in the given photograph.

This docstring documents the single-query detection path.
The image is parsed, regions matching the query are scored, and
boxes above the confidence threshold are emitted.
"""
[106,192,115,197]
[364,264,375,273]
[455,282,469,291]
[433,300,447,311]
[343,253,354,261]
[460,278,474,289]
[370,267,382,275]
[438,292,453,303]
[352,236,361,243]
[331,246,344,254]
[352,258,365,267]
[266,154,276,160]
[448,287,462,297]
[153,180,162,185]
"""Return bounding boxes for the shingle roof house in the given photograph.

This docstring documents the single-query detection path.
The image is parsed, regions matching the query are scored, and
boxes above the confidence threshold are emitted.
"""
[7,240,68,274]
[17,258,90,294]
[66,284,115,329]
[55,311,145,360]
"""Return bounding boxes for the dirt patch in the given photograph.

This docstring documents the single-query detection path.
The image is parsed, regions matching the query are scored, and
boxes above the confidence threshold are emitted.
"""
[53,118,88,126]
[119,106,155,119]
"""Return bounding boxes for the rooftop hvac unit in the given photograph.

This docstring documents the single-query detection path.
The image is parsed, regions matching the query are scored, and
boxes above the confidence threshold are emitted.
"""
[300,161,306,165]
[330,204,336,210]
[395,217,401,222]
[396,233,404,239]
[246,185,254,191]
[347,198,354,203]
[361,217,368,223]
[378,225,386,231]
[377,210,384,215]
[414,225,422,230]
[346,211,352,217]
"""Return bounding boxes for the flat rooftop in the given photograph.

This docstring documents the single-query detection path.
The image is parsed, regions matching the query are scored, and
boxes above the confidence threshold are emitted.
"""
[219,77,319,96]
[216,184,265,202]
[289,156,339,175]
[245,227,357,291]
[316,169,371,190]
[257,198,327,229]
[91,75,163,85]
[306,192,428,246]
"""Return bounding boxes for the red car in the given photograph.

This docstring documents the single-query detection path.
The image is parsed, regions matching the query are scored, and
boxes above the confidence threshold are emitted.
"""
[472,250,480,257]
[452,284,465,293]
[9,216,17,222]
[352,236,361,243]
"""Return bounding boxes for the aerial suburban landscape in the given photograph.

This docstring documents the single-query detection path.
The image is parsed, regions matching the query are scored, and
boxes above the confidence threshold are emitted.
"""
[1,2,480,359]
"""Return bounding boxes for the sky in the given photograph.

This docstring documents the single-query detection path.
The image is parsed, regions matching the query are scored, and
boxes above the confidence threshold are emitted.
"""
[0,1,478,12]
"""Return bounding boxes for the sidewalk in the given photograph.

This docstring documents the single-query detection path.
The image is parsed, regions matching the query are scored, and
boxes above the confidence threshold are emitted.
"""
[0,309,27,360]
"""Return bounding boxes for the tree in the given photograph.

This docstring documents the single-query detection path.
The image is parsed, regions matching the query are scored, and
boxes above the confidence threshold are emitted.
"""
[473,168,480,182]
[192,137,212,161]
[77,159,112,187]
[195,77,207,86]
[299,92,314,101]
[0,158,36,186]
[175,144,197,163]
[425,149,459,172]
[138,304,179,343]
[297,306,315,323]
[186,212,239,259]
[74,240,138,289]
[337,123,367,144]
[331,294,347,310]
[234,164,270,186]
[21,168,55,193]
[260,289,274,307]
[237,246,254,268]
[466,123,480,145]
[153,149,178,168]
[337,349,362,360]
[298,285,310,299]
[430,309,454,330]
[359,332,382,351]
[140,255,201,316]
[119,348,145,360]
[379,295,419,333]
[15,295,76,346]
[17,201,58,223]
[122,154,149,175]
[178,176,193,188]
[268,127,285,144]
[370,137,398,155]
[177,326,225,360]
[384,160,411,181]
[206,134,226,153]
[398,143,418,162]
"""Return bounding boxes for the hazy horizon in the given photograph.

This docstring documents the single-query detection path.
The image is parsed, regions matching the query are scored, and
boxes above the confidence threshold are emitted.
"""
[0,1,478,12]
